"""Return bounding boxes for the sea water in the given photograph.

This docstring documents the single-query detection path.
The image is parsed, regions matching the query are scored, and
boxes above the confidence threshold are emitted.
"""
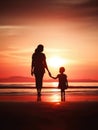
[0,82,98,102]
[0,82,98,96]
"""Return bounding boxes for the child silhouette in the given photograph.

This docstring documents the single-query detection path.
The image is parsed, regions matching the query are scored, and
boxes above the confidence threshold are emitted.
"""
[50,67,68,101]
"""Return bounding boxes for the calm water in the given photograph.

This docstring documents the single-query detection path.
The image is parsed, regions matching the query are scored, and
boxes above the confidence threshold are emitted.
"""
[0,82,98,102]
[0,81,98,87]
[0,82,98,95]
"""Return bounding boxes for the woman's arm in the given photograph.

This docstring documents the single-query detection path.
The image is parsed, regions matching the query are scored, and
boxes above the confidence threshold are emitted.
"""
[31,55,34,76]
[43,54,51,76]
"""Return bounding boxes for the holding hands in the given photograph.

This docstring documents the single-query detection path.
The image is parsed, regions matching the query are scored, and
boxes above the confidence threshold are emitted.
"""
[48,71,52,77]
[48,71,56,79]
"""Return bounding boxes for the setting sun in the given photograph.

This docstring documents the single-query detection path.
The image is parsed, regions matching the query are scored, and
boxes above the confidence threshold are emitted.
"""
[0,0,97,81]
[47,56,66,68]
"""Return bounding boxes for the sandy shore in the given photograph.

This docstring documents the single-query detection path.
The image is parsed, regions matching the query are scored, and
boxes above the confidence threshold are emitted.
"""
[0,101,98,130]
[0,94,98,102]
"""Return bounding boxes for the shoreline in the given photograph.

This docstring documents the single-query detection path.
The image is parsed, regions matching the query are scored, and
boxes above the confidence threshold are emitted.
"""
[0,83,98,102]
[0,86,98,89]
[0,95,98,102]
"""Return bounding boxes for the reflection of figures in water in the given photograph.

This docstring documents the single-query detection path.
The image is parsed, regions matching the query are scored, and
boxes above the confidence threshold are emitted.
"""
[31,44,51,97]
[50,67,68,101]
[37,95,41,102]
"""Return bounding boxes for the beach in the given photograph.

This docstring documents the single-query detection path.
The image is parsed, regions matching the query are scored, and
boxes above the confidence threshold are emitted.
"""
[0,82,98,130]
[0,101,98,130]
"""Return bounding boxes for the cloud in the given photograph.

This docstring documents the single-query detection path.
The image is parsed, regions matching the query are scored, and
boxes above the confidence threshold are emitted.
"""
[0,0,97,24]
[0,25,32,36]
[0,46,32,65]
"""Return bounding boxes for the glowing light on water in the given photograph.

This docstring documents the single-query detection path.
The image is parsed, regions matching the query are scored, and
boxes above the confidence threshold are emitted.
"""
[50,94,60,102]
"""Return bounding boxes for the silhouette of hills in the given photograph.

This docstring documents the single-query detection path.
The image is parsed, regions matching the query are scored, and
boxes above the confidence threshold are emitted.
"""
[0,76,98,82]
[0,76,34,82]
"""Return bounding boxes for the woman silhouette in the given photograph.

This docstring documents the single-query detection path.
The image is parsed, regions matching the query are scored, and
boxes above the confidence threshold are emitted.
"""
[31,44,51,96]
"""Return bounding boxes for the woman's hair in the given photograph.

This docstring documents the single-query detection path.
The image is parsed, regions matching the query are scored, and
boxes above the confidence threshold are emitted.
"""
[35,44,44,53]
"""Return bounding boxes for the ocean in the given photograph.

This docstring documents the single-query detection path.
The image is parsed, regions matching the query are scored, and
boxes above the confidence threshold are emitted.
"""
[0,82,98,95]
[0,82,98,102]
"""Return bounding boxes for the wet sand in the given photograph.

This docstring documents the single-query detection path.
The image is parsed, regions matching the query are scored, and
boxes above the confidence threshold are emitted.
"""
[0,101,98,130]
[0,94,98,102]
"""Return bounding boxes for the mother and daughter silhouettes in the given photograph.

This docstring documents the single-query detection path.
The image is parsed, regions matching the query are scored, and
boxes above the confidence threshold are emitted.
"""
[31,44,68,101]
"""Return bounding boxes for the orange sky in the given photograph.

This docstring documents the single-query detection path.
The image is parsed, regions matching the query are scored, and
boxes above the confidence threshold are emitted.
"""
[0,0,98,80]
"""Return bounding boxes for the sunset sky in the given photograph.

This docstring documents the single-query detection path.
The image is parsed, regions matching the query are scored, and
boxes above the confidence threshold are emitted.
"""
[0,0,98,80]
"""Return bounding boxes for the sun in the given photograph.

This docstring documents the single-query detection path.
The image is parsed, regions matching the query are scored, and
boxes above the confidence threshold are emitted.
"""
[47,56,66,68]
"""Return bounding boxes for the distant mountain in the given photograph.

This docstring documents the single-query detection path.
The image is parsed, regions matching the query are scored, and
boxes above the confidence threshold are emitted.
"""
[0,76,98,82]
[0,76,34,82]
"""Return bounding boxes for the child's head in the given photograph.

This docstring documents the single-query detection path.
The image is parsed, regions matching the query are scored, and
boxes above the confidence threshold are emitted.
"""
[59,67,65,74]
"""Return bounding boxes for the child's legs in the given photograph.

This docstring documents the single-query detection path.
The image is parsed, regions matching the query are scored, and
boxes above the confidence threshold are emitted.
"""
[61,90,65,101]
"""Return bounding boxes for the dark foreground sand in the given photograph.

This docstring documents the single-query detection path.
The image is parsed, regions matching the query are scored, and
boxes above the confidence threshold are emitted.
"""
[0,101,98,130]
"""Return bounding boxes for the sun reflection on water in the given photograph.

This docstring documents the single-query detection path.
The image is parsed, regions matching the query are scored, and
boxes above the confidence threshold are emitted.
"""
[50,94,60,102]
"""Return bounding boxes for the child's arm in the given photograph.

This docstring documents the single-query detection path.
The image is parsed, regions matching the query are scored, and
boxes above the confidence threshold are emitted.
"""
[66,77,68,87]
[66,81,68,87]
[49,74,58,79]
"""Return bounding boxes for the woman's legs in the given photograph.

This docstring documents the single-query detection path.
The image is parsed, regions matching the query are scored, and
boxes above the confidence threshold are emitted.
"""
[35,73,44,96]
